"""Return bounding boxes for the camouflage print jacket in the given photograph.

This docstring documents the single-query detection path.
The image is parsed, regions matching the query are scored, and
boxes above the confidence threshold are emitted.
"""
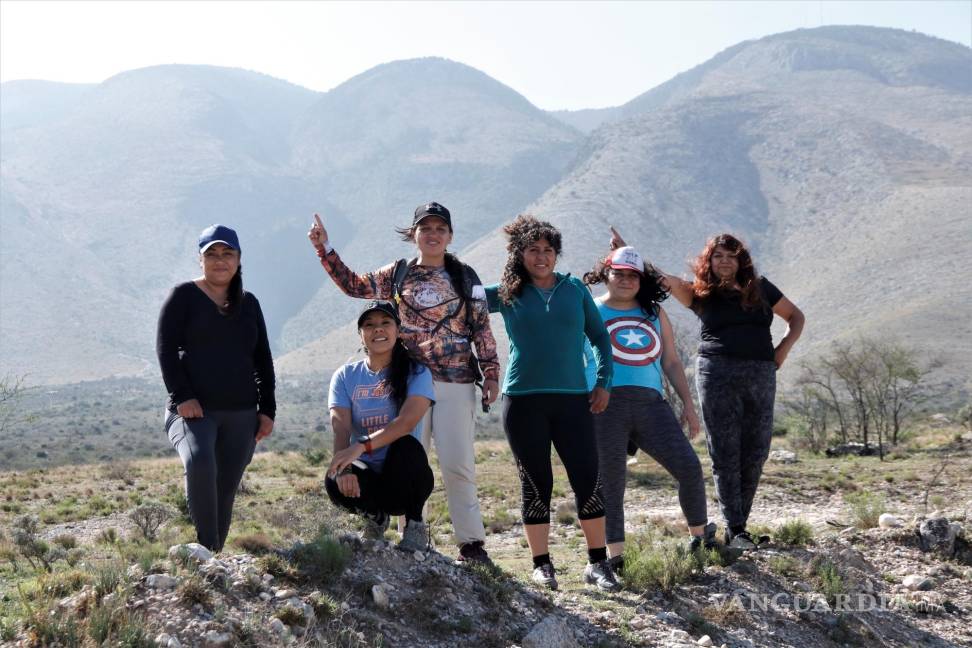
[317,247,500,384]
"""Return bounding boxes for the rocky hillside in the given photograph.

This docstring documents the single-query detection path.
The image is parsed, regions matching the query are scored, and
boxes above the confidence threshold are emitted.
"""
[278,27,972,397]
[2,27,970,397]
[0,59,581,384]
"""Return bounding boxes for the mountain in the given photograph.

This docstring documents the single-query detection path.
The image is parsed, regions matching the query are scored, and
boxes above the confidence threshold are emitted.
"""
[281,27,972,398]
[0,59,582,384]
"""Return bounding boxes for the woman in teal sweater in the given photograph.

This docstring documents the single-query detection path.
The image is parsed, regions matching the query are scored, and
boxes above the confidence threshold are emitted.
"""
[485,215,618,591]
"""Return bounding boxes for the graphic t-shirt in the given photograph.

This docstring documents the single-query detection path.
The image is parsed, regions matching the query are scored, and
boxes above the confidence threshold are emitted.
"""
[328,360,435,472]
[584,302,664,394]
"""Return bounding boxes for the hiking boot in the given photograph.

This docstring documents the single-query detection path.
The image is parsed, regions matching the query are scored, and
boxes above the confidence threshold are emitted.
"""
[362,511,389,542]
[726,529,758,551]
[607,554,625,579]
[583,559,621,592]
[531,562,558,590]
[397,520,428,552]
[688,522,719,552]
[456,540,493,565]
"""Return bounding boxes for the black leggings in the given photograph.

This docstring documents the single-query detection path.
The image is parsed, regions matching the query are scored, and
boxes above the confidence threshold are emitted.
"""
[324,435,434,522]
[502,393,604,525]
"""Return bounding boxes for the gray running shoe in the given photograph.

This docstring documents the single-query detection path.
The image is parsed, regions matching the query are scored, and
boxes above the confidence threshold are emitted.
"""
[583,559,621,592]
[362,512,389,541]
[727,530,758,551]
[397,520,428,552]
[531,562,558,590]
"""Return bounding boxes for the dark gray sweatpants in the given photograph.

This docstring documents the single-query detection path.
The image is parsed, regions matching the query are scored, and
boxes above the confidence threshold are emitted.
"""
[165,409,257,551]
[594,387,708,545]
[696,356,776,530]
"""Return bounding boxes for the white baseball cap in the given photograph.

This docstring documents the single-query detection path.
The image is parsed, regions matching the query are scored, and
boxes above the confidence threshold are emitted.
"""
[608,246,644,273]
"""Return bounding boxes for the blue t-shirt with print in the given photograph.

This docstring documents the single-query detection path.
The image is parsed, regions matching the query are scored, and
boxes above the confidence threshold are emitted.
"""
[328,360,435,472]
[584,302,664,394]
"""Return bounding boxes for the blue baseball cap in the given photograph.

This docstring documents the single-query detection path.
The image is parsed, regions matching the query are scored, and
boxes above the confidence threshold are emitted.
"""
[198,224,241,253]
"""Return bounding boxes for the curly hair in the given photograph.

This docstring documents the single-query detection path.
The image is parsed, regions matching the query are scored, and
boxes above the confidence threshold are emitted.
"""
[498,215,562,305]
[691,233,764,311]
[582,256,669,318]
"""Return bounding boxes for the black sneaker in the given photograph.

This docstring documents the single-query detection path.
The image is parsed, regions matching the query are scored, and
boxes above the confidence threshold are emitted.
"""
[688,522,719,552]
[583,559,621,592]
[607,554,625,578]
[456,540,493,566]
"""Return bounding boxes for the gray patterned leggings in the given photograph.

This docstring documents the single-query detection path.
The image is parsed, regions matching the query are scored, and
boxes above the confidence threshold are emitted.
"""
[594,387,708,544]
[696,356,777,529]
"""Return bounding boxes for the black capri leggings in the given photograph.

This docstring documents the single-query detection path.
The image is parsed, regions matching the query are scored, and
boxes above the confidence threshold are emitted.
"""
[502,393,605,525]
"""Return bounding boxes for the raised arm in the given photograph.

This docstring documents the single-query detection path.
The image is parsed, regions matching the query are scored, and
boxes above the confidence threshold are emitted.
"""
[609,225,694,308]
[308,213,394,299]
[657,308,700,438]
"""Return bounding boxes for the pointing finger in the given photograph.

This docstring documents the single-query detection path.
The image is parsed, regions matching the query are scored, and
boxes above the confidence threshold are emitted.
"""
[314,213,323,228]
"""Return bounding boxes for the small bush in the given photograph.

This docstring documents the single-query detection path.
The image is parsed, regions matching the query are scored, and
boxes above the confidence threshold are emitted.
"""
[98,527,119,545]
[257,552,295,580]
[274,605,307,627]
[768,555,802,578]
[844,491,885,529]
[93,562,125,599]
[25,608,81,647]
[178,576,212,609]
[813,558,845,606]
[485,509,517,534]
[309,592,339,620]
[42,568,90,597]
[303,447,330,466]
[554,502,576,526]
[233,533,275,555]
[129,502,174,541]
[53,533,78,550]
[290,526,350,582]
[623,531,712,592]
[775,519,814,546]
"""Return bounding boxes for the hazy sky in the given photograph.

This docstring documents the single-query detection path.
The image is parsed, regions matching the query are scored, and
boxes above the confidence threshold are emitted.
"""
[2,1,970,110]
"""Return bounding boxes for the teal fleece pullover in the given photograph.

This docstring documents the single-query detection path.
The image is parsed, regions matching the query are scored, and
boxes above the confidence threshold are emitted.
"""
[485,273,613,395]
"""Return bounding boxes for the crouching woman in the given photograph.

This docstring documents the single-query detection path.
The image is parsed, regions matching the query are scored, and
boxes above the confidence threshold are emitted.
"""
[325,300,436,552]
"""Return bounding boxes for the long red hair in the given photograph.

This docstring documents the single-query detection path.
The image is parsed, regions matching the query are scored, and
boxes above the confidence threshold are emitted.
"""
[691,234,764,311]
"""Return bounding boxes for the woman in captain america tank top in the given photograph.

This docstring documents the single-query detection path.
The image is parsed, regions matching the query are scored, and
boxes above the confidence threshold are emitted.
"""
[582,245,715,576]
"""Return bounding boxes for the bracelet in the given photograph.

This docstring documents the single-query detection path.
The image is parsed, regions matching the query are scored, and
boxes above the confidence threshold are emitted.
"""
[360,436,373,454]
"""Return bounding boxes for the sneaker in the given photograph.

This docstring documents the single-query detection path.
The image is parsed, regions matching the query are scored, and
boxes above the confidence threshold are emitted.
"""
[362,511,389,541]
[531,562,558,590]
[583,559,621,592]
[397,520,428,552]
[727,530,758,551]
[688,522,719,552]
[456,540,493,566]
[607,554,625,579]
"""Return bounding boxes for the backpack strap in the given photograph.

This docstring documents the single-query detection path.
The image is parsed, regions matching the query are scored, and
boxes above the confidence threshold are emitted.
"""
[391,258,415,307]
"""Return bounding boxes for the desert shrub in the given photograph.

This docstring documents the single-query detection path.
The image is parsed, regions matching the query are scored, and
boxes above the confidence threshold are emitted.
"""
[98,527,119,545]
[813,558,846,606]
[129,501,173,541]
[93,561,125,599]
[844,491,885,529]
[41,568,90,597]
[774,519,814,546]
[24,608,81,647]
[485,508,516,534]
[274,604,307,627]
[178,576,212,609]
[554,502,576,526]
[232,533,275,555]
[10,514,57,571]
[623,531,714,592]
[257,552,295,580]
[53,533,78,550]
[309,592,339,620]
[290,526,350,582]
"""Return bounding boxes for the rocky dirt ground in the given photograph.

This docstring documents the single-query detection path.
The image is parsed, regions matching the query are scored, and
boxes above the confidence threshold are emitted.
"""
[2,422,970,647]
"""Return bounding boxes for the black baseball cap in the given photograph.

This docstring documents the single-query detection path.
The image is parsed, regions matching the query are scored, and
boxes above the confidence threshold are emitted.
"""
[357,300,401,328]
[412,201,452,228]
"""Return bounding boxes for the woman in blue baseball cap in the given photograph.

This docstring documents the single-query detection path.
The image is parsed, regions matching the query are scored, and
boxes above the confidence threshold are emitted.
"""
[156,224,276,552]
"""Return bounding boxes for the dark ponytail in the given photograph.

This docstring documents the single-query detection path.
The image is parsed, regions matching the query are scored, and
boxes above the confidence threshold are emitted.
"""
[385,339,421,412]
[222,265,244,317]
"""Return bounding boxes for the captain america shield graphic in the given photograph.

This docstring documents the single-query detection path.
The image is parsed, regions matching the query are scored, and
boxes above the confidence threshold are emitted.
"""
[605,316,661,366]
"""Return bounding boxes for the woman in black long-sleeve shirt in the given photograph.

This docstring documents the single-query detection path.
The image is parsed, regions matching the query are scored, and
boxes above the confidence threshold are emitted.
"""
[157,224,276,551]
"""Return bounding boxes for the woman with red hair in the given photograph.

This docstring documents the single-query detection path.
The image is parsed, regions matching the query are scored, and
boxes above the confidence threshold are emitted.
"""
[610,229,804,550]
